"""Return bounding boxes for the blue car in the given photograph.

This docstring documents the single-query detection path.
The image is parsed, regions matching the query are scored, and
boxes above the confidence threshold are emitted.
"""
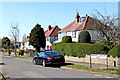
[33,51,65,67]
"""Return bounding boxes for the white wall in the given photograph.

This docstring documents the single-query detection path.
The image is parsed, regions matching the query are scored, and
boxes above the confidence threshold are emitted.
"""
[87,30,101,41]
[23,41,35,50]
[58,30,101,42]
[45,36,58,50]
[45,40,52,50]
[72,31,81,42]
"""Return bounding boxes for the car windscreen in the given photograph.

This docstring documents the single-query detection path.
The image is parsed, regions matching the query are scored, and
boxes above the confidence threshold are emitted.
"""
[45,51,60,56]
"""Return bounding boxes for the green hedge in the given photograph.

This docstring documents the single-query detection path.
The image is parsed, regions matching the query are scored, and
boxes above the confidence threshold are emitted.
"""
[108,44,120,58]
[52,43,108,58]
[78,31,91,43]
[62,36,72,43]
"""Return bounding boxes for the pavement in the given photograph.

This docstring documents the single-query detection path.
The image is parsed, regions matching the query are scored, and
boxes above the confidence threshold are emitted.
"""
[65,60,119,70]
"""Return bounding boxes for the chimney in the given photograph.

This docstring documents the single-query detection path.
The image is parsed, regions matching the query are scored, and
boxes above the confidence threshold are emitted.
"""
[55,25,58,27]
[48,25,52,31]
[86,14,88,16]
[75,12,80,23]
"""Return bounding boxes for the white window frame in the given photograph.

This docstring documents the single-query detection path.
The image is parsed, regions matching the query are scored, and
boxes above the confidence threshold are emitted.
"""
[72,31,76,38]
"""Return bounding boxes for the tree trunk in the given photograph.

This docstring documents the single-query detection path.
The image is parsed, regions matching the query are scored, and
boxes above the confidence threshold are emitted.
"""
[36,47,40,53]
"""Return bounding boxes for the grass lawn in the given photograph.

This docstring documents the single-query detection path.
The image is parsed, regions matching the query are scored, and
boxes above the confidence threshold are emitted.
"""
[13,56,28,59]
[4,55,9,56]
[65,65,120,75]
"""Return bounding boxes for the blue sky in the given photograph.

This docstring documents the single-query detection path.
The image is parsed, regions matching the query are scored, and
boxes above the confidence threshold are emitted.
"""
[0,2,118,41]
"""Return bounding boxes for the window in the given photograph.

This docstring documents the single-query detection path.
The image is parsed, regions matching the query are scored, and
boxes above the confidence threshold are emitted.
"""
[67,31,71,36]
[38,52,45,57]
[45,51,60,55]
[72,31,76,38]
[47,37,49,41]
[47,46,49,50]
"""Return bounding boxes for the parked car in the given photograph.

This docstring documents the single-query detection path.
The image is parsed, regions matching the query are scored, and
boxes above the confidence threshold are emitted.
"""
[32,51,65,67]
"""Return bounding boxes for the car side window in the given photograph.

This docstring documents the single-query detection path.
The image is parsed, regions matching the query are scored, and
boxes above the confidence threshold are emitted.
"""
[39,52,44,57]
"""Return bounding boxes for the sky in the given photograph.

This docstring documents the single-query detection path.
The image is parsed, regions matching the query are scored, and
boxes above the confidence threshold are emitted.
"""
[0,1,119,42]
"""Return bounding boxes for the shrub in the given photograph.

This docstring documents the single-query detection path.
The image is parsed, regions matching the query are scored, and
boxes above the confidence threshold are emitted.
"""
[9,49,14,52]
[52,43,108,58]
[116,40,120,45]
[62,36,72,43]
[78,31,91,43]
[99,38,108,45]
[98,38,114,50]
[108,44,120,58]
[29,50,37,57]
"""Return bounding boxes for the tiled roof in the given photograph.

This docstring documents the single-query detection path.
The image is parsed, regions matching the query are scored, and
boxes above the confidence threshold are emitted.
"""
[45,26,61,37]
[58,16,97,32]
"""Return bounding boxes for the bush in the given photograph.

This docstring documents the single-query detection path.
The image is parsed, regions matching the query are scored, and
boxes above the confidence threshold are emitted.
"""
[62,36,72,43]
[9,49,14,52]
[116,40,120,45]
[108,44,120,58]
[29,50,37,57]
[98,38,114,50]
[78,31,91,43]
[52,43,108,58]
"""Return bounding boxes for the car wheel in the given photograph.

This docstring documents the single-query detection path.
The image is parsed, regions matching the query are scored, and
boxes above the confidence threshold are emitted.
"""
[33,59,37,65]
[42,60,46,67]
[61,61,65,66]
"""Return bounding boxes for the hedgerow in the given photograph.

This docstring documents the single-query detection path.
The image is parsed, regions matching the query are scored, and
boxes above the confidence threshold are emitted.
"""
[108,44,120,58]
[52,43,108,58]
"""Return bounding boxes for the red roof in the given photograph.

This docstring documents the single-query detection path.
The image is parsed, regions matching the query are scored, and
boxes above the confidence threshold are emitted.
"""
[23,38,29,43]
[45,26,61,37]
[58,16,97,32]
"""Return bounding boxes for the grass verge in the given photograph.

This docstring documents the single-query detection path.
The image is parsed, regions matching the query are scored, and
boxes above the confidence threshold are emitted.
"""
[65,65,120,75]
[3,55,9,56]
[13,56,28,59]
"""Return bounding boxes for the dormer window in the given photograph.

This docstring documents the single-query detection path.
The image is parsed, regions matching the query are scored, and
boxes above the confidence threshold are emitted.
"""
[80,17,85,22]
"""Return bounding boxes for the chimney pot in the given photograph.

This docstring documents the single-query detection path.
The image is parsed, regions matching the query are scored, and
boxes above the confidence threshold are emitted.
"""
[75,12,80,23]
[48,25,52,31]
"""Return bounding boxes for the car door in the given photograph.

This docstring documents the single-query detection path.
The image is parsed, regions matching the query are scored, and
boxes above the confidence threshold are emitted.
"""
[38,52,45,63]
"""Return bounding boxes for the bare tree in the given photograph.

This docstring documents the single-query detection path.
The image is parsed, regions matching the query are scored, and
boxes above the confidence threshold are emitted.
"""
[21,34,26,49]
[92,9,120,45]
[9,23,20,57]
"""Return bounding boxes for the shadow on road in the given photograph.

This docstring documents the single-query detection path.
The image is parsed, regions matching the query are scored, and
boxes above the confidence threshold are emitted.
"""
[44,62,74,68]
[0,63,5,65]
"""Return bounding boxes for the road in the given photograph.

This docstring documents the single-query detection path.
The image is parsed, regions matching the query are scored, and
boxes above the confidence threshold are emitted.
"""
[0,55,116,79]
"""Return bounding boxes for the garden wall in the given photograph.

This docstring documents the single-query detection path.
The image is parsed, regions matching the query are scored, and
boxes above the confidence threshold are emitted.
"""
[65,55,119,67]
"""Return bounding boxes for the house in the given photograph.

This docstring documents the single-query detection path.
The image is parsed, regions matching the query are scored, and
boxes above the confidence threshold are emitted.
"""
[20,25,61,51]
[45,25,61,50]
[57,13,102,42]
[20,36,35,50]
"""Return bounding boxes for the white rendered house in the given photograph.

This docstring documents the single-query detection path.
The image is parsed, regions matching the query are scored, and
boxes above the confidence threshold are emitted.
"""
[57,13,103,42]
